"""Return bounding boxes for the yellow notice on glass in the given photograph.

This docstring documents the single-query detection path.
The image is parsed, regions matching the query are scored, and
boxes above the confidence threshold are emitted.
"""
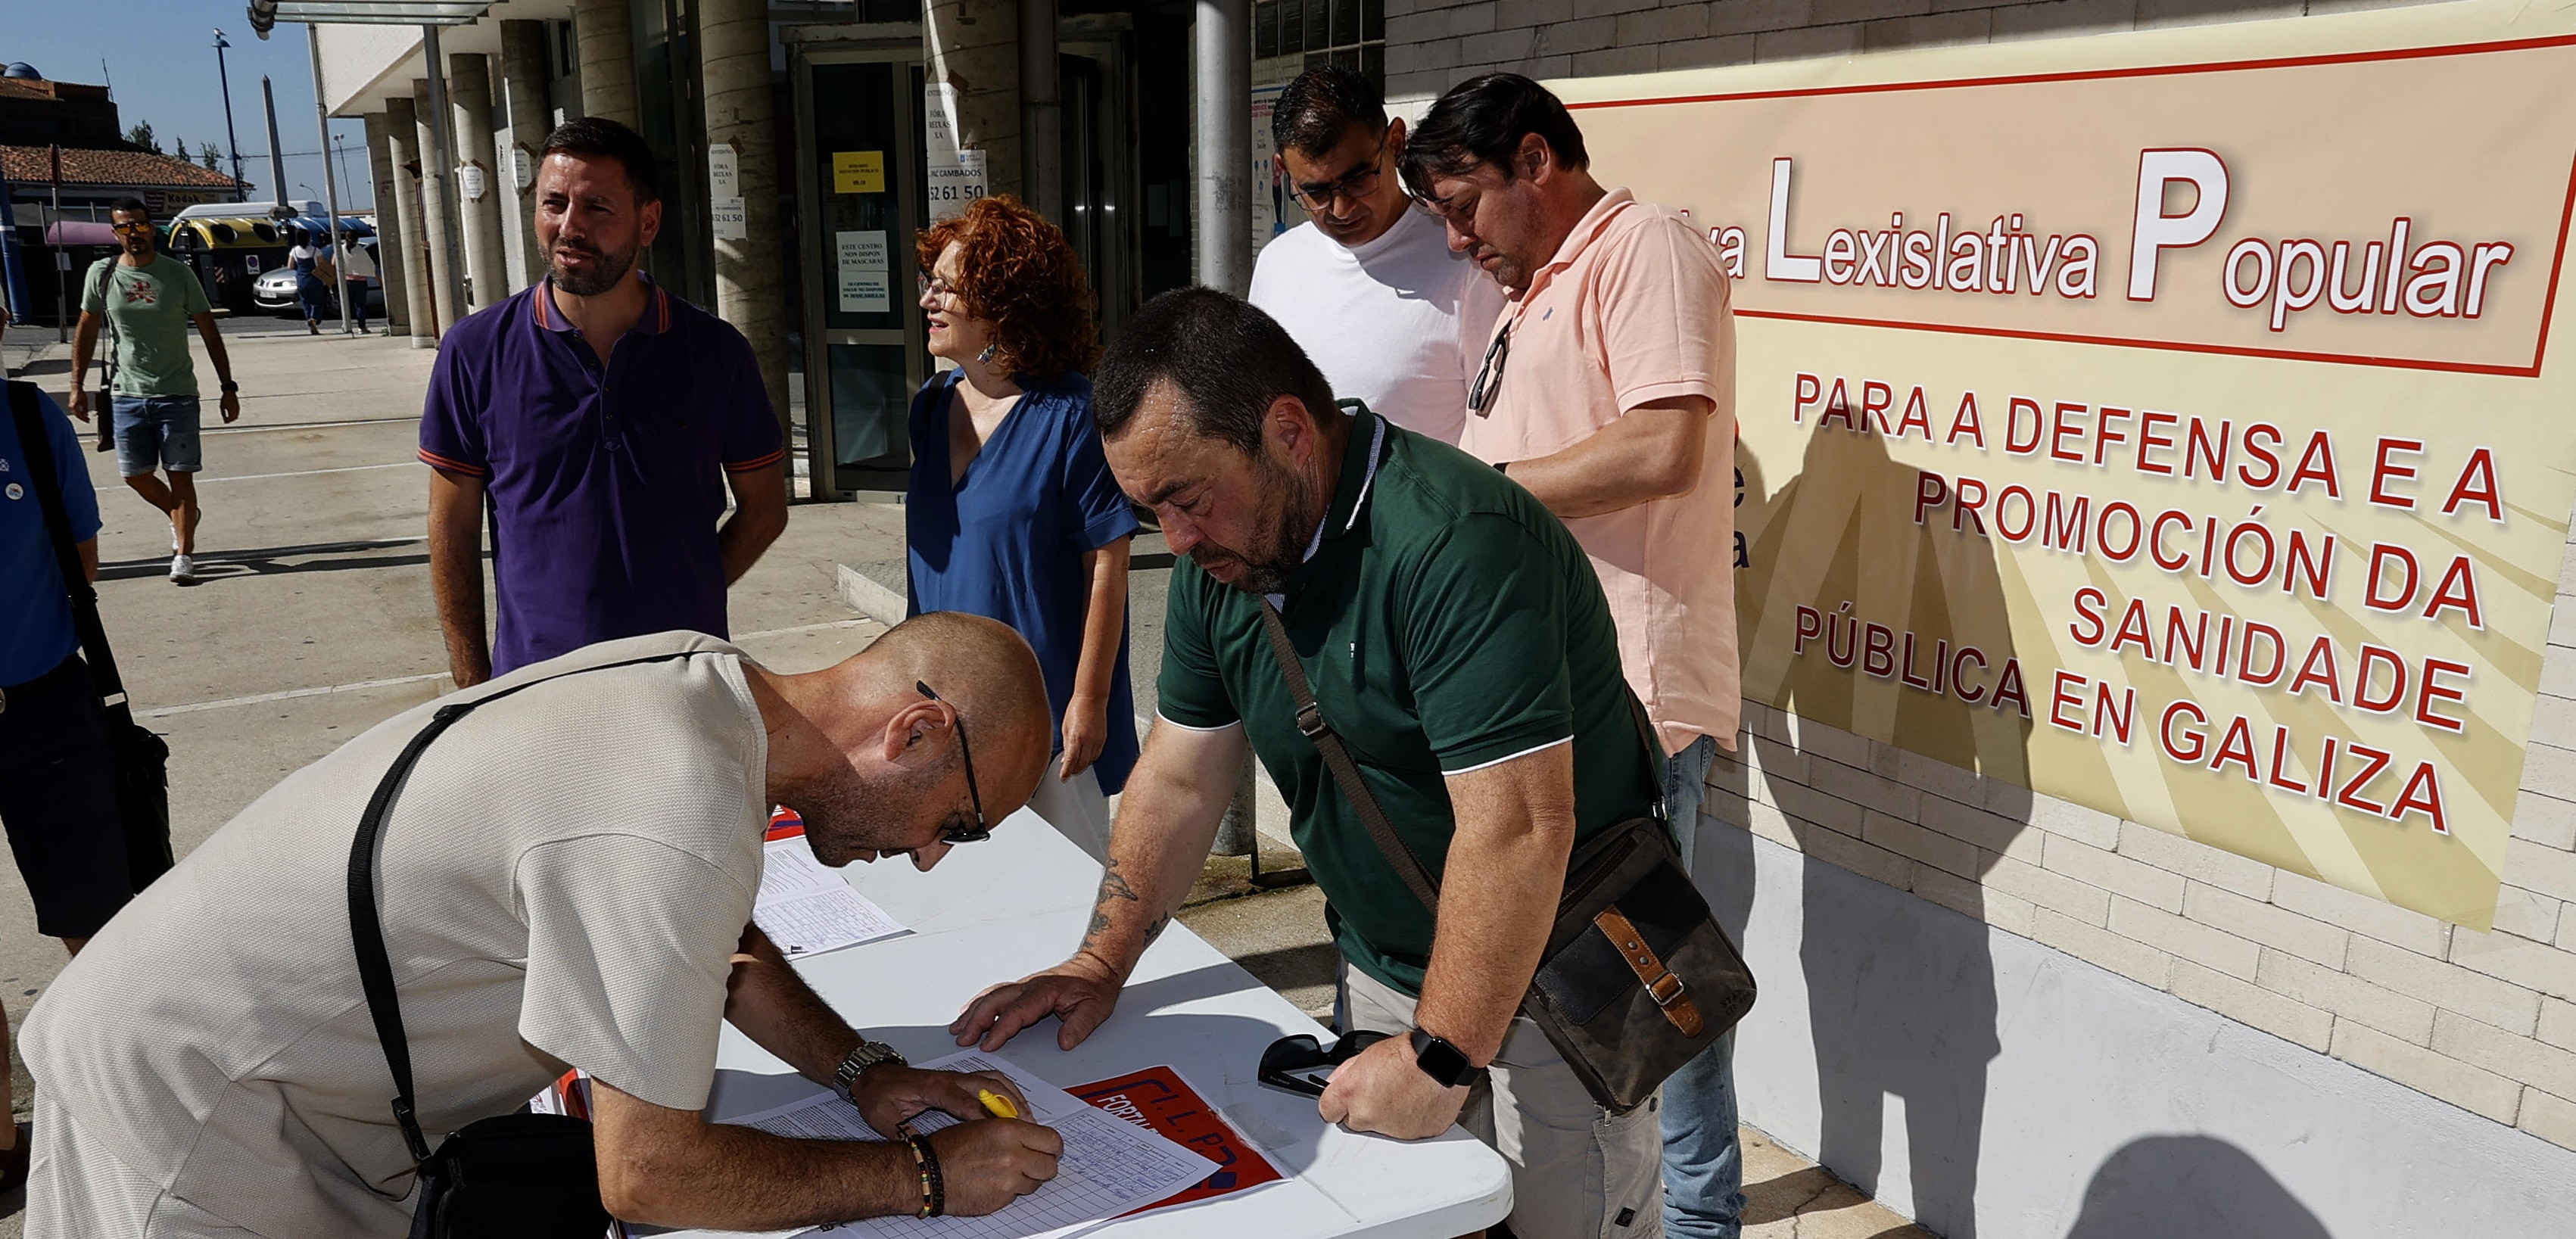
[832,151,886,195]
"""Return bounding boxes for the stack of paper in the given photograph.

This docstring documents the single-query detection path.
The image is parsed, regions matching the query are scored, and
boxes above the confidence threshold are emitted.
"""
[755,837,911,958]
[721,1051,1219,1239]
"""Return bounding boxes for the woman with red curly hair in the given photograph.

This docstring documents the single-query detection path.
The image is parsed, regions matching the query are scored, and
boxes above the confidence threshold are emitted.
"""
[904,196,1136,861]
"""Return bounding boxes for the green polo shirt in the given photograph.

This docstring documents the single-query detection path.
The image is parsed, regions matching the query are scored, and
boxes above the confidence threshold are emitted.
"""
[81,254,210,397]
[1158,404,1663,996]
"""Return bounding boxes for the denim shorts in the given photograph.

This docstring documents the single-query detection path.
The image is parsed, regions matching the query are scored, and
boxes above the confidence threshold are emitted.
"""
[111,394,203,477]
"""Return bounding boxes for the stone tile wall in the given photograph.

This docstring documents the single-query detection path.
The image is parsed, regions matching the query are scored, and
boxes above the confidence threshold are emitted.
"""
[1693,532,2576,1152]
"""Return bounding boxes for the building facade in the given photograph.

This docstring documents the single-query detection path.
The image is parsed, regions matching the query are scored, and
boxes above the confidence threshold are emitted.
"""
[0,67,248,327]
[1363,4,2576,1238]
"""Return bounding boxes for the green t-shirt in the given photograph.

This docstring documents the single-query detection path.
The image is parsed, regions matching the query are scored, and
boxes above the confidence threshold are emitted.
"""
[81,254,211,397]
[1157,405,1664,995]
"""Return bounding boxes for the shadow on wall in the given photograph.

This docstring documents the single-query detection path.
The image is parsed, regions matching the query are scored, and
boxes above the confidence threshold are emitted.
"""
[1702,412,2036,1239]
[2063,1137,2331,1239]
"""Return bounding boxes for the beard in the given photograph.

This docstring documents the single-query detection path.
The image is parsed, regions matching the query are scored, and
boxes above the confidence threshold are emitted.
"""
[547,235,638,297]
[1196,454,1322,596]
[792,753,954,866]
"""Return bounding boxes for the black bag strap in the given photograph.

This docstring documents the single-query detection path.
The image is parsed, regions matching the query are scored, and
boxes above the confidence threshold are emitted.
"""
[347,649,701,1163]
[6,381,131,716]
[1254,599,1673,918]
[1256,599,1441,911]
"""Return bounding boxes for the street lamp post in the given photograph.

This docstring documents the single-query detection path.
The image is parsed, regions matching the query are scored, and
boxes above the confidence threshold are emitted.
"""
[213,30,246,201]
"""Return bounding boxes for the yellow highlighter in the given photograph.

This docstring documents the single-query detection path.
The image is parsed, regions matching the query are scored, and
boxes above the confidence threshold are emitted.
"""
[977,1089,1019,1119]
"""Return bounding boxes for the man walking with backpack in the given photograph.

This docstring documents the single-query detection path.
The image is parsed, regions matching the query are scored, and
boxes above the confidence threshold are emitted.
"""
[68,196,244,584]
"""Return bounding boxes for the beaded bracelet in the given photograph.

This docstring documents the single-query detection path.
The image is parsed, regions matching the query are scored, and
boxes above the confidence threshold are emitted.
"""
[905,1135,947,1218]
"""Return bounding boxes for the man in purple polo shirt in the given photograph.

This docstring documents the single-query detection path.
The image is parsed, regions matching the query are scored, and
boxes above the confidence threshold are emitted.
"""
[421,117,788,686]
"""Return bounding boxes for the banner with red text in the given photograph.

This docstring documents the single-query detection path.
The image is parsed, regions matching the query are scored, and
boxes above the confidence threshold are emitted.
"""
[1559,0,2576,928]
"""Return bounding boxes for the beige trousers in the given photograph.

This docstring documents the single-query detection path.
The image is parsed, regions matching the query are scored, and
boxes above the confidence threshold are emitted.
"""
[1025,766,1111,863]
[1340,963,1667,1239]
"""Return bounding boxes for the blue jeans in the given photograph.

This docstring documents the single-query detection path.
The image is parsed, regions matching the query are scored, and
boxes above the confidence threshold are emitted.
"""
[1662,734,1745,1238]
[110,395,202,477]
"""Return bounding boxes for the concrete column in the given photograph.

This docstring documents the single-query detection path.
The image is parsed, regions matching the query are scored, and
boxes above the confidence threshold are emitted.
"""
[388,95,441,344]
[499,20,552,293]
[1020,0,1061,223]
[449,54,509,313]
[1195,0,1251,296]
[926,0,1023,202]
[702,0,790,448]
[575,0,639,129]
[363,111,413,335]
[413,79,460,337]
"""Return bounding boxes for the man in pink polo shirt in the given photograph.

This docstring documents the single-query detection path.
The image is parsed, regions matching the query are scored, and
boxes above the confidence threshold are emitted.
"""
[1402,73,1744,1239]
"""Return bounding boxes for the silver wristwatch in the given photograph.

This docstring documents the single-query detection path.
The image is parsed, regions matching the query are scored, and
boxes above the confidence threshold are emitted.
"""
[833,1038,907,1104]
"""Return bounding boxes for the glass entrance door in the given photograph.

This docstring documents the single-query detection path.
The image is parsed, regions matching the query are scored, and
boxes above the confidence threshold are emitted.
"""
[1061,30,1140,340]
[793,46,926,496]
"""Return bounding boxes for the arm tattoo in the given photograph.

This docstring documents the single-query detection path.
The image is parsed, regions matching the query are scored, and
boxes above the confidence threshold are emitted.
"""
[1082,858,1143,950]
[1098,856,1142,902]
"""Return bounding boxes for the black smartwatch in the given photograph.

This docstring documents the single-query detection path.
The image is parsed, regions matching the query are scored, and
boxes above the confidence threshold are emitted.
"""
[1409,1029,1476,1088]
[219,380,239,394]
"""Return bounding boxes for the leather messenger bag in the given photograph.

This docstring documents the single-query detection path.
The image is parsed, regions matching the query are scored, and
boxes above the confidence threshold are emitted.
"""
[1256,602,1756,1113]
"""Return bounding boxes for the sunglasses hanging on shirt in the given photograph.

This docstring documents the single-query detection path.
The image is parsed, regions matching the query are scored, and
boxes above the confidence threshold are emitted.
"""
[1469,322,1512,416]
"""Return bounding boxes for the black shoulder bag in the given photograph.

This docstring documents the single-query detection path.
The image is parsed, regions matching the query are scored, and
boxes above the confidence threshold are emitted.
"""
[350,652,694,1238]
[6,380,173,892]
[1257,602,1756,1113]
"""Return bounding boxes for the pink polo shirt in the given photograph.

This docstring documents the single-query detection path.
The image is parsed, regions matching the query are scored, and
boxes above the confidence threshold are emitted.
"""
[1459,188,1740,754]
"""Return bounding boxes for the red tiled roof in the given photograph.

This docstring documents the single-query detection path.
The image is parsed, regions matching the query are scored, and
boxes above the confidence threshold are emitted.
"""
[0,144,243,190]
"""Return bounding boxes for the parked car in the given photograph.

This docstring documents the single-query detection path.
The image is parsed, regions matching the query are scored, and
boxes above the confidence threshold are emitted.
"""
[252,238,387,319]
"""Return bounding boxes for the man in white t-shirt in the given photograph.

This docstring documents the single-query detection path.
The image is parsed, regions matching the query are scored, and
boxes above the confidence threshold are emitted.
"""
[1248,66,1503,446]
[336,236,380,333]
[22,616,1065,1237]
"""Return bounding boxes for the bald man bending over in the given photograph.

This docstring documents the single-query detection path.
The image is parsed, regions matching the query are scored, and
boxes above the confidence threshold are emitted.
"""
[21,617,1061,1239]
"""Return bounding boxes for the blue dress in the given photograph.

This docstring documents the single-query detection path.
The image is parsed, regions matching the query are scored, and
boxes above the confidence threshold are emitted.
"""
[291,248,329,318]
[906,369,1141,793]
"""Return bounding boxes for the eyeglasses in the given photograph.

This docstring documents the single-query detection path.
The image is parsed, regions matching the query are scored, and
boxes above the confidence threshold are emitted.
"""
[915,681,990,844]
[1469,322,1512,415]
[111,222,154,236]
[1258,1030,1391,1097]
[1286,138,1388,214]
[916,272,961,302]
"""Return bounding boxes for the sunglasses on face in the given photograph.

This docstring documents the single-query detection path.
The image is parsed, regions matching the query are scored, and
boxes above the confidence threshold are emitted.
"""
[1257,1029,1391,1097]
[914,681,989,845]
[112,222,154,236]
[1287,138,1388,214]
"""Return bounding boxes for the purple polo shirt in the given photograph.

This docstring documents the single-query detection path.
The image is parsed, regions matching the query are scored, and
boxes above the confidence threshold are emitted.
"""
[419,276,783,675]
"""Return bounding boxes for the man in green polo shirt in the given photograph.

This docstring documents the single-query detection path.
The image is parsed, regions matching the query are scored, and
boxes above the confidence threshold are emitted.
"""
[68,196,241,585]
[952,288,1668,1239]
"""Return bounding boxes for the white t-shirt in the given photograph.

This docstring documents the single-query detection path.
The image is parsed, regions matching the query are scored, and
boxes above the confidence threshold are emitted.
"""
[1249,207,1505,446]
[23,633,770,1236]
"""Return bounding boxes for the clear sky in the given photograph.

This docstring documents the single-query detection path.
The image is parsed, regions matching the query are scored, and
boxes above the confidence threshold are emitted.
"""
[2,0,375,210]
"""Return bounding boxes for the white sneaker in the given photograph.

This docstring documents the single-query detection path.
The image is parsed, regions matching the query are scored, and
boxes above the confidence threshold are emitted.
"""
[170,553,196,584]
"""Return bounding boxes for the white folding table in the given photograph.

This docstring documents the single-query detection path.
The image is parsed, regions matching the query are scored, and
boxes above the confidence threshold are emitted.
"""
[662,808,1512,1238]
